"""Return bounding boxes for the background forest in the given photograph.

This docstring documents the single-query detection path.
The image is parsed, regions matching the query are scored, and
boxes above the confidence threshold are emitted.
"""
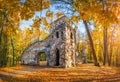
[0,0,120,67]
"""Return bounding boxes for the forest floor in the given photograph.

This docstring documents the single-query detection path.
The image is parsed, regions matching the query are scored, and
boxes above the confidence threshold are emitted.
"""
[0,62,120,82]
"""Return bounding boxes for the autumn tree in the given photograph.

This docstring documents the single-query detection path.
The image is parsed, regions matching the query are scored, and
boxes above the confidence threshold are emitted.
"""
[0,0,50,67]
[72,0,120,66]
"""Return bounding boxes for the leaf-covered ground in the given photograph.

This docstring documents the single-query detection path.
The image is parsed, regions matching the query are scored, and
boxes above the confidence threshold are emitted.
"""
[0,63,120,82]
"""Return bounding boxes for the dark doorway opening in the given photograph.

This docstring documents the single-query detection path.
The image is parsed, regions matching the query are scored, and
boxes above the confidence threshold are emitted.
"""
[55,49,60,66]
[37,52,47,66]
[56,31,59,38]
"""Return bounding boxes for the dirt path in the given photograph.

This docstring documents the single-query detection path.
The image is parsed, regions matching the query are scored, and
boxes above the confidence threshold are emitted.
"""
[0,63,120,82]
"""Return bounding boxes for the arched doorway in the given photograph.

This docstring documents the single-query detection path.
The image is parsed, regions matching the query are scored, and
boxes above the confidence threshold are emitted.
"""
[55,49,60,66]
[37,52,47,66]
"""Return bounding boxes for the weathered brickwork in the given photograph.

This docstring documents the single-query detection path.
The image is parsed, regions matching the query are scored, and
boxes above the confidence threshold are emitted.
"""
[21,16,78,68]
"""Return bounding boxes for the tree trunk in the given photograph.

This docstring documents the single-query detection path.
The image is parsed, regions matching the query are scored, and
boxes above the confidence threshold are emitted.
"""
[0,26,3,43]
[11,38,15,66]
[108,26,115,66]
[0,8,8,67]
[108,44,112,66]
[108,36,114,66]
[83,20,99,66]
[116,46,120,66]
[103,27,108,65]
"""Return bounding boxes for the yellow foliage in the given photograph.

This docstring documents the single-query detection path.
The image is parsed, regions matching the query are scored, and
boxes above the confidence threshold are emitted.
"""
[46,10,53,19]
[71,16,79,23]
[43,18,50,28]
[56,12,65,18]
[73,0,119,26]
[0,64,120,81]
[40,32,49,40]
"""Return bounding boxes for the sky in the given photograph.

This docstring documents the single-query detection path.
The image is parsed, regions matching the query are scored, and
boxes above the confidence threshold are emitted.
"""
[19,1,87,33]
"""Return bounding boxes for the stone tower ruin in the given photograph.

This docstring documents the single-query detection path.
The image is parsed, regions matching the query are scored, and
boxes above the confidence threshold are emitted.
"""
[21,16,77,68]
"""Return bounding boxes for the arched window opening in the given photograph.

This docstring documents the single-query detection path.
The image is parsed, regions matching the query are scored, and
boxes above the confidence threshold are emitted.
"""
[56,31,59,38]
[37,52,47,66]
[61,31,64,39]
[70,32,73,39]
